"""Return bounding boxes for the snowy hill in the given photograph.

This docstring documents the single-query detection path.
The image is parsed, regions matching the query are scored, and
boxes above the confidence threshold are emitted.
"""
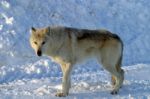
[0,0,150,98]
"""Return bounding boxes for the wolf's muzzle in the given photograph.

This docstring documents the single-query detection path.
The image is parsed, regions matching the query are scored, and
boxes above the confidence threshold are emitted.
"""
[37,50,42,56]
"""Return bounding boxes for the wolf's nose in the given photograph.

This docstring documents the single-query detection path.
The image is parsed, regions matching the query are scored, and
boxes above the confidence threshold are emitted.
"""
[37,50,42,56]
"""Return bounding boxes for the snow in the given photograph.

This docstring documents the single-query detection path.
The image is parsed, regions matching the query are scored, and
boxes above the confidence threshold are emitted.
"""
[1,13,14,25]
[0,64,150,99]
[0,0,150,99]
[1,1,10,9]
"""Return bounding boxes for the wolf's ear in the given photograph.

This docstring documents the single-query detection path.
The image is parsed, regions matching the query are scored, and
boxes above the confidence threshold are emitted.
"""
[31,27,36,32]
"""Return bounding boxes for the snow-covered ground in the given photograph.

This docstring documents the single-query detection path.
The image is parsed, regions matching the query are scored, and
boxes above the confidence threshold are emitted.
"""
[0,0,150,99]
[0,64,150,99]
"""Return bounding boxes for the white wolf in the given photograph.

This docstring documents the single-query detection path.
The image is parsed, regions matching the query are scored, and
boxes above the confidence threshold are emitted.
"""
[30,26,124,97]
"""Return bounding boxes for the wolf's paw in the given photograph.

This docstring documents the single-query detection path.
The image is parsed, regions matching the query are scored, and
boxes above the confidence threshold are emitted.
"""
[110,90,118,95]
[55,92,68,97]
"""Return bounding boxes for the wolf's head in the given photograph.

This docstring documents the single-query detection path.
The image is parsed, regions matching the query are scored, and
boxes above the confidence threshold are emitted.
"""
[30,27,49,56]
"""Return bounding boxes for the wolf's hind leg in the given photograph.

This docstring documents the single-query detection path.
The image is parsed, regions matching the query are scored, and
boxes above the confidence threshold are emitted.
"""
[97,57,124,95]
[110,68,124,94]
[103,63,123,94]
[111,75,116,87]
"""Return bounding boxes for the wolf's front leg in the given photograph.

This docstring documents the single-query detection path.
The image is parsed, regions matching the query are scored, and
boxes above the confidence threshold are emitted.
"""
[56,63,72,97]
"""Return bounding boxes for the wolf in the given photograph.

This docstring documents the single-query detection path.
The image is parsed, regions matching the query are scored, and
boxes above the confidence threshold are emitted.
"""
[29,26,124,97]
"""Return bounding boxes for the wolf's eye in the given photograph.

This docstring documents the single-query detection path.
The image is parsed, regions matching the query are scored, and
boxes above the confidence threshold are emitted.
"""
[42,41,45,45]
[34,42,37,45]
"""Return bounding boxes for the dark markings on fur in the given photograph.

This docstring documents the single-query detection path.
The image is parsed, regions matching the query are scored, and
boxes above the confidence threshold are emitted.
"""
[77,30,121,42]
[77,31,107,41]
[64,27,123,58]
[112,34,120,40]
[64,27,72,39]
[64,27,121,42]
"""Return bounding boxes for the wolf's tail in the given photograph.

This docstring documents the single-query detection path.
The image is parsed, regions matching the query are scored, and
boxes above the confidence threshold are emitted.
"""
[116,36,124,73]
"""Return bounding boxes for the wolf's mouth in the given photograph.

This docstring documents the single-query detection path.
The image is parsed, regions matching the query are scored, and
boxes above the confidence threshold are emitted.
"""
[37,50,42,56]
